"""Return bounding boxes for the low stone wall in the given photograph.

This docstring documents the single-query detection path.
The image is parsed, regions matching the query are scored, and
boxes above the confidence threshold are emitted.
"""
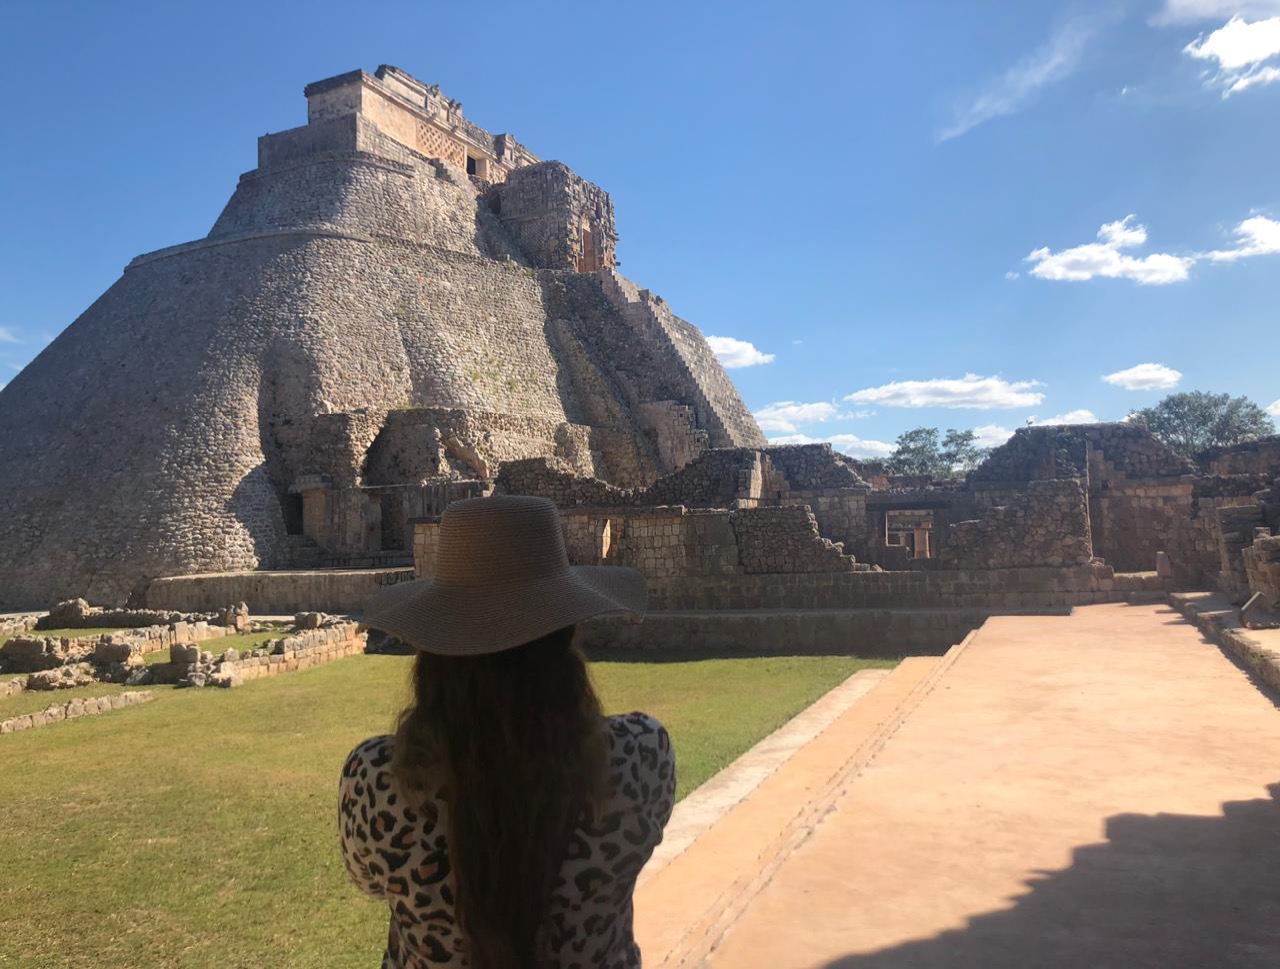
[0,691,155,735]
[143,568,415,614]
[1171,592,1280,694]
[36,599,218,631]
[580,609,985,654]
[1244,535,1280,610]
[642,562,1153,613]
[1,678,28,699]
[148,621,366,688]
[0,615,39,639]
[0,621,234,674]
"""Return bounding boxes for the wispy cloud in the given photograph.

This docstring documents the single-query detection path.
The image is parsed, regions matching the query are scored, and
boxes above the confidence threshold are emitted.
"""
[706,336,775,369]
[0,326,21,344]
[768,432,896,459]
[1184,15,1280,94]
[753,401,840,434]
[1103,363,1183,390]
[1153,0,1280,25]
[1030,409,1101,424]
[846,374,1045,410]
[1267,398,1280,417]
[972,424,1016,448]
[938,15,1100,142]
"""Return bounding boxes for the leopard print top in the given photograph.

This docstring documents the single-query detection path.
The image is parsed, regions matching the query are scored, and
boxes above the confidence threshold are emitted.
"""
[339,712,676,968]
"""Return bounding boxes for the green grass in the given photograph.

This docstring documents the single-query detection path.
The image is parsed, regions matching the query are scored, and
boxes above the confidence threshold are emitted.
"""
[0,652,892,968]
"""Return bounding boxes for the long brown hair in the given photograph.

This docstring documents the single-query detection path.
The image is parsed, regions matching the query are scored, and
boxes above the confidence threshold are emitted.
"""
[391,625,609,969]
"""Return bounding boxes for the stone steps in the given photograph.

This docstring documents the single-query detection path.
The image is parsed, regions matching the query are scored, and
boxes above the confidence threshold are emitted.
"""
[634,635,975,968]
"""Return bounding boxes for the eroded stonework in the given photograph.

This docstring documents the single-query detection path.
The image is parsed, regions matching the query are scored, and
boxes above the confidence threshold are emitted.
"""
[0,65,763,608]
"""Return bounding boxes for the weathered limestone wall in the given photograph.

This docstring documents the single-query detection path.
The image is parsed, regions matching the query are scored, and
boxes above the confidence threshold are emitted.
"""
[143,569,414,615]
[1244,535,1280,610]
[580,609,984,654]
[1200,437,1280,477]
[643,562,1150,613]
[490,163,617,271]
[944,479,1092,569]
[414,504,856,581]
[970,423,1198,573]
[733,507,858,574]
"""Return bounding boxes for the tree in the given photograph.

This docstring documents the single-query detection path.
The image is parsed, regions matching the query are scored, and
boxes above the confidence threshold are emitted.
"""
[1128,391,1275,458]
[941,428,990,472]
[888,427,990,476]
[888,427,944,476]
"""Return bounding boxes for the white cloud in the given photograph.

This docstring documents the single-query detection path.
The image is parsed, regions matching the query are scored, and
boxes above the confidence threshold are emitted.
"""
[1026,213,1280,283]
[1266,398,1280,417]
[1154,1,1280,24]
[0,326,20,344]
[972,424,1016,448]
[846,373,1045,410]
[1203,214,1280,260]
[1185,16,1280,94]
[768,432,896,459]
[938,17,1098,141]
[1030,409,1100,425]
[1103,363,1184,390]
[753,400,839,434]
[1026,215,1193,284]
[707,336,775,369]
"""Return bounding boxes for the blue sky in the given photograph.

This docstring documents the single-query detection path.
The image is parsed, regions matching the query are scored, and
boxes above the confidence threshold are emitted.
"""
[1,0,1277,456]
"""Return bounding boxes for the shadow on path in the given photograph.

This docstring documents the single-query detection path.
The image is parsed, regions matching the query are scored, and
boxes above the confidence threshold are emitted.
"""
[820,785,1280,969]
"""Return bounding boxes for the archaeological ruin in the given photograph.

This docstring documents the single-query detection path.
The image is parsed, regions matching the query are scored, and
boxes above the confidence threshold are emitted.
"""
[1,65,1278,661]
[0,64,762,609]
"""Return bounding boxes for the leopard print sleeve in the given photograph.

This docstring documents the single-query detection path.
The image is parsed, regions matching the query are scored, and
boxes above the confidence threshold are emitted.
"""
[617,713,677,841]
[339,735,395,901]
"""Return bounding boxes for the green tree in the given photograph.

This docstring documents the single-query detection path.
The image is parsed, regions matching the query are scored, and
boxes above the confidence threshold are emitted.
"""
[888,427,943,475]
[1128,391,1275,457]
[941,428,990,472]
[889,427,991,476]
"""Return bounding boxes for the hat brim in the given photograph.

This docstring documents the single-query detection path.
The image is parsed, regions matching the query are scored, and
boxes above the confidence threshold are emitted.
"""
[361,566,647,655]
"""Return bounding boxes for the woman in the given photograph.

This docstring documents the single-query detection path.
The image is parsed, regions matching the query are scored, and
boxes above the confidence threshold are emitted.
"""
[341,495,676,969]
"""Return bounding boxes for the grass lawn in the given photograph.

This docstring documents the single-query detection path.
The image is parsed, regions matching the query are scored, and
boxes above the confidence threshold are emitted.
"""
[0,651,893,968]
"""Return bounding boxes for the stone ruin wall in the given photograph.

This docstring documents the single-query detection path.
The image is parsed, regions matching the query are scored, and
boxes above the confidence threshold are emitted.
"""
[943,479,1093,570]
[1199,437,1280,477]
[1243,535,1280,611]
[414,503,858,582]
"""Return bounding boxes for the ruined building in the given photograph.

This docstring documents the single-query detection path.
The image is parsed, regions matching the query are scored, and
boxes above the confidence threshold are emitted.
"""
[0,65,764,608]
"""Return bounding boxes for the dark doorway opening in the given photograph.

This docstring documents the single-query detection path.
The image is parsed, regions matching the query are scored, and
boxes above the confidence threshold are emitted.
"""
[282,493,304,536]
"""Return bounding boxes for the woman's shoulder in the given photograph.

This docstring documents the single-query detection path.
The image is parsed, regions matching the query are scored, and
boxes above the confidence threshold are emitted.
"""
[607,711,669,745]
[606,712,674,771]
[341,734,394,781]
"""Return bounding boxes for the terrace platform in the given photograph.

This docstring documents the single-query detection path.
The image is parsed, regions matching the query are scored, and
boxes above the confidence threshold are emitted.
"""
[636,602,1280,968]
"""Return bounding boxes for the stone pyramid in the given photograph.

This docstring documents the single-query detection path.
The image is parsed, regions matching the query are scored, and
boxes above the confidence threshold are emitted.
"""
[0,65,764,608]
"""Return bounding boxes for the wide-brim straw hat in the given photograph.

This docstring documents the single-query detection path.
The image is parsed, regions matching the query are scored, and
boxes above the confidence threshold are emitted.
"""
[362,494,646,655]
